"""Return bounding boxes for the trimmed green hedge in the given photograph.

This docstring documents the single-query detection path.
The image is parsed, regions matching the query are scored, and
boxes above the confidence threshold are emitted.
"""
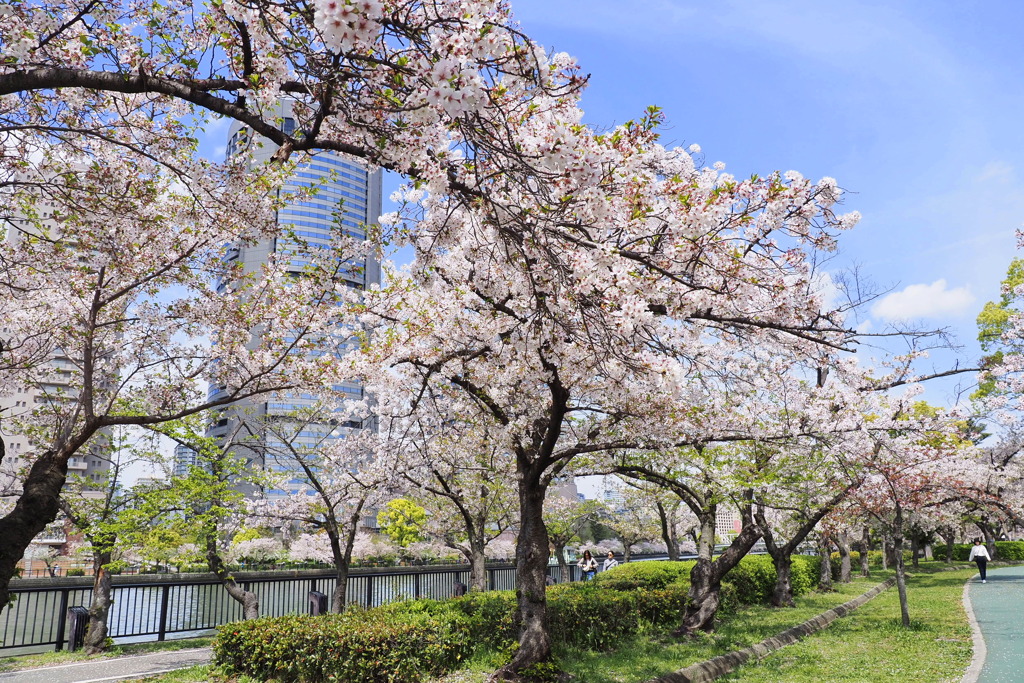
[214,603,472,683]
[938,541,1024,562]
[215,554,826,681]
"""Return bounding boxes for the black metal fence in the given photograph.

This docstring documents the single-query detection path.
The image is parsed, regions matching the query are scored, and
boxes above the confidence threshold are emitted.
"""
[2,562,585,654]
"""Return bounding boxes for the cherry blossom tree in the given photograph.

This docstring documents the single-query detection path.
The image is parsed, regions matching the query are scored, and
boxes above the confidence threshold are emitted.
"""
[543,496,600,583]
[600,485,661,564]
[351,139,862,675]
[394,416,518,592]
[0,146,368,612]
[1,2,882,677]
[846,402,980,627]
[242,405,390,612]
[57,427,171,653]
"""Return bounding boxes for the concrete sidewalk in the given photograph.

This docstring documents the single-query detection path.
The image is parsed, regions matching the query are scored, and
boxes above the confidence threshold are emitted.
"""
[0,648,211,683]
[964,564,1024,683]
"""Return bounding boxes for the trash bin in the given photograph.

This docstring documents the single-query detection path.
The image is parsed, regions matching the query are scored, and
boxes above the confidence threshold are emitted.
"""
[308,590,328,616]
[66,606,89,651]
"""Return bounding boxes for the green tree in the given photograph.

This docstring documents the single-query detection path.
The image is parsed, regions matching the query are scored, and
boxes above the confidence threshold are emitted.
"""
[377,499,427,548]
[976,258,1024,398]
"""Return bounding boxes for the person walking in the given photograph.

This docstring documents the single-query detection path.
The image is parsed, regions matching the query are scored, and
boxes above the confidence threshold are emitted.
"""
[602,551,619,572]
[577,550,598,581]
[969,539,991,583]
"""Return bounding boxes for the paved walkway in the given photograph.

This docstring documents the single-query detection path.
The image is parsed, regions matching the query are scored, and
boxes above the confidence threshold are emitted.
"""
[0,648,211,683]
[965,565,1024,683]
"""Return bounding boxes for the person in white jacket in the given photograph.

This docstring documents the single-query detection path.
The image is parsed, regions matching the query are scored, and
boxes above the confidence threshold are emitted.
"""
[968,539,992,583]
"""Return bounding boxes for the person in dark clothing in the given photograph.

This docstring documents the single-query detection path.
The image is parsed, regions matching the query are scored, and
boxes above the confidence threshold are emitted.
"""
[969,539,991,583]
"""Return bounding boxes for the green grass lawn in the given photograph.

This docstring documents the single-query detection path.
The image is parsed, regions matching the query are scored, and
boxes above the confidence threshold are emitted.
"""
[718,567,974,683]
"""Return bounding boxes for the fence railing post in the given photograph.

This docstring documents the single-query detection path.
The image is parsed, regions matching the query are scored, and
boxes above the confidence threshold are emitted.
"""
[157,584,171,641]
[54,588,70,651]
[365,574,373,608]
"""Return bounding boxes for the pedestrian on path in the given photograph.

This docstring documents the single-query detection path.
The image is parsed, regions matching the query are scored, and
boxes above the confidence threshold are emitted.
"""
[602,551,619,572]
[578,550,598,581]
[969,538,991,583]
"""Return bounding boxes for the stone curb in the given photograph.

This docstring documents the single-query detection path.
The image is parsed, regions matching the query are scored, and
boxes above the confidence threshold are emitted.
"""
[648,577,897,683]
[960,577,986,683]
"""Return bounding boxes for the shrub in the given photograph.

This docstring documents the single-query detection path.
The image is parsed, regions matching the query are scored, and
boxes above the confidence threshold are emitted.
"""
[66,568,86,577]
[591,560,693,590]
[940,541,1024,562]
[725,555,776,604]
[996,541,1024,560]
[215,604,472,683]
[790,555,819,596]
[451,591,518,650]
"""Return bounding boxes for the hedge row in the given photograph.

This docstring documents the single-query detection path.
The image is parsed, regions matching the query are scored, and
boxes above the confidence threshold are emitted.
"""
[214,603,472,683]
[214,555,823,682]
[936,540,1024,562]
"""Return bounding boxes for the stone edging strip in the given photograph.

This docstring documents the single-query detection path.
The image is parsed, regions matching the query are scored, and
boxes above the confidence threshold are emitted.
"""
[649,577,898,683]
[960,579,986,683]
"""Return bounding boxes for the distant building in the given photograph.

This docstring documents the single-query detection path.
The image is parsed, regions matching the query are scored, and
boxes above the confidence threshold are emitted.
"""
[172,443,200,478]
[0,202,111,500]
[209,101,382,499]
[715,505,741,541]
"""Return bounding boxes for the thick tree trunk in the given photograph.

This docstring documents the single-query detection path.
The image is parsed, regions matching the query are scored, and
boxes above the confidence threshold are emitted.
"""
[756,510,795,608]
[469,535,488,592]
[328,505,363,613]
[882,535,895,570]
[910,533,920,569]
[623,544,632,564]
[817,535,833,591]
[940,526,955,564]
[979,521,997,559]
[893,515,910,627]
[860,527,871,577]
[0,449,69,615]
[494,481,551,680]
[82,550,113,654]
[770,551,795,608]
[677,508,762,637]
[656,501,680,562]
[837,531,852,583]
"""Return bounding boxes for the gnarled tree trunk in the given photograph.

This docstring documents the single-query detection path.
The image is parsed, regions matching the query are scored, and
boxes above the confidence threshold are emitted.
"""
[836,530,852,583]
[0,449,72,615]
[860,526,871,577]
[552,541,570,584]
[939,526,956,565]
[978,520,998,559]
[494,478,551,680]
[206,532,258,620]
[677,505,762,636]
[329,502,365,612]
[817,534,833,592]
[82,549,113,654]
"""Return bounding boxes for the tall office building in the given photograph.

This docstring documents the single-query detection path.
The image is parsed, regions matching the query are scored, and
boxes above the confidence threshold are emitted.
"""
[209,102,382,497]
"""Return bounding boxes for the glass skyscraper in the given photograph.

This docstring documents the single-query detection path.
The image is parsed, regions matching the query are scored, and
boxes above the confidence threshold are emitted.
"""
[209,102,382,497]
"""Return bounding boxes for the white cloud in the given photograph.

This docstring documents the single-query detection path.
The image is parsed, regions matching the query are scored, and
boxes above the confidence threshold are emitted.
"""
[871,279,975,321]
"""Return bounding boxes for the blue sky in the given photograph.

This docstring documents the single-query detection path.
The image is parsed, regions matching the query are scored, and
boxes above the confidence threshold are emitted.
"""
[506,0,1024,406]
